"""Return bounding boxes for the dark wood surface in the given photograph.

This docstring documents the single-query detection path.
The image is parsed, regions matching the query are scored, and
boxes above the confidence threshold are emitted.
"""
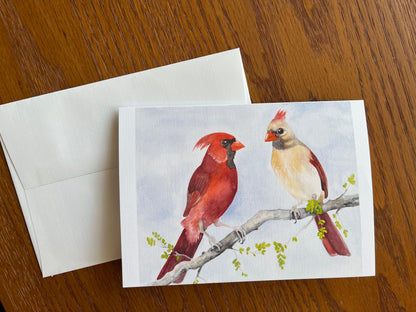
[1,1,415,311]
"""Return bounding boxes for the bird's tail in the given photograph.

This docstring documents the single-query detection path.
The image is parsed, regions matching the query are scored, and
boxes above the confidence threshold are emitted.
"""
[157,229,203,283]
[315,213,351,256]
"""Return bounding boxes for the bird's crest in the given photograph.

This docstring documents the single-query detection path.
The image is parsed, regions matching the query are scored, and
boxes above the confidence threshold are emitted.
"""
[193,132,234,150]
[271,109,286,122]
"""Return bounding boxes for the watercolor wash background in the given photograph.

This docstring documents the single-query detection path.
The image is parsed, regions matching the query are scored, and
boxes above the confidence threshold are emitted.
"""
[135,102,362,285]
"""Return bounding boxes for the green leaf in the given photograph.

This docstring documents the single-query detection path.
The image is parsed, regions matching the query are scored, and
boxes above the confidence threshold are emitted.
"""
[278,257,286,270]
[306,199,315,213]
[318,219,326,226]
[348,174,356,185]
[193,279,199,284]
[343,229,349,238]
[146,237,156,246]
[335,221,342,230]
[274,242,284,253]
[315,205,323,214]
[292,237,298,242]
[317,227,327,239]
[307,199,323,214]
[343,183,348,188]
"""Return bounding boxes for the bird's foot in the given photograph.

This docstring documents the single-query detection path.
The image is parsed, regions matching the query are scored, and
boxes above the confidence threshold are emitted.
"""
[234,227,246,244]
[213,219,246,243]
[206,234,222,251]
[291,206,300,223]
[210,241,223,252]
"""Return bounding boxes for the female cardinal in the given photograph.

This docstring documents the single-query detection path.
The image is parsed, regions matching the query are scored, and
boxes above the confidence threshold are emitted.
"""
[265,109,350,256]
[157,132,245,283]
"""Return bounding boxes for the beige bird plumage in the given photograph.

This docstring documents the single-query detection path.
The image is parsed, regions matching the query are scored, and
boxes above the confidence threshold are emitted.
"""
[265,109,350,256]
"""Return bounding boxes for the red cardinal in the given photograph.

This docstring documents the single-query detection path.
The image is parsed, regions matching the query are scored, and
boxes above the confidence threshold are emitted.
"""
[265,110,350,256]
[157,132,245,283]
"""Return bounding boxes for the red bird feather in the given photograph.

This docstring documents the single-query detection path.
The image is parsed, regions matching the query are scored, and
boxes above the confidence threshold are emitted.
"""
[309,151,350,256]
[309,151,328,199]
[157,133,244,283]
[271,109,286,122]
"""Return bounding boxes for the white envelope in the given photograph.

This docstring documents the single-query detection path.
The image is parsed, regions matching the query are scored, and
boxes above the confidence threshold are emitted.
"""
[0,49,251,277]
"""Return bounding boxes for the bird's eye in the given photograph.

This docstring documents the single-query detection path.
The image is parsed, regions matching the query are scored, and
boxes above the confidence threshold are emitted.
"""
[221,139,228,147]
[277,128,285,135]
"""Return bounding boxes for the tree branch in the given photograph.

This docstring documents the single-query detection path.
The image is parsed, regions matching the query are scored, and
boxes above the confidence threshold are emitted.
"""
[149,194,359,286]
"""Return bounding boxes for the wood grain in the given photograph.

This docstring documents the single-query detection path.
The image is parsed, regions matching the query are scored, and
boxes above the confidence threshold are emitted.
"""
[1,0,415,311]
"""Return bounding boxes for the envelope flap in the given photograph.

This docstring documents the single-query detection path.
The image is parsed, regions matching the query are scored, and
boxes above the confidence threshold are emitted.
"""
[0,49,250,189]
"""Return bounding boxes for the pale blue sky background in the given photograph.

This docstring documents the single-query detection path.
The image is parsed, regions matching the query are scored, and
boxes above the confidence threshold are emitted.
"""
[134,102,362,285]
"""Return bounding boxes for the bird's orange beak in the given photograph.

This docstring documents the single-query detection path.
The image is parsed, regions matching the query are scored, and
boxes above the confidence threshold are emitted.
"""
[231,140,245,151]
[265,131,278,142]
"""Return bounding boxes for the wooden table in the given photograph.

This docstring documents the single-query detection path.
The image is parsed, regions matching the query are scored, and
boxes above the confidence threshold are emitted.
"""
[1,1,415,311]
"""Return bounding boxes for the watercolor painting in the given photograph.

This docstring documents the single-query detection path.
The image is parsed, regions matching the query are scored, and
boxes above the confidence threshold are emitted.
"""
[157,132,246,283]
[120,101,374,287]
